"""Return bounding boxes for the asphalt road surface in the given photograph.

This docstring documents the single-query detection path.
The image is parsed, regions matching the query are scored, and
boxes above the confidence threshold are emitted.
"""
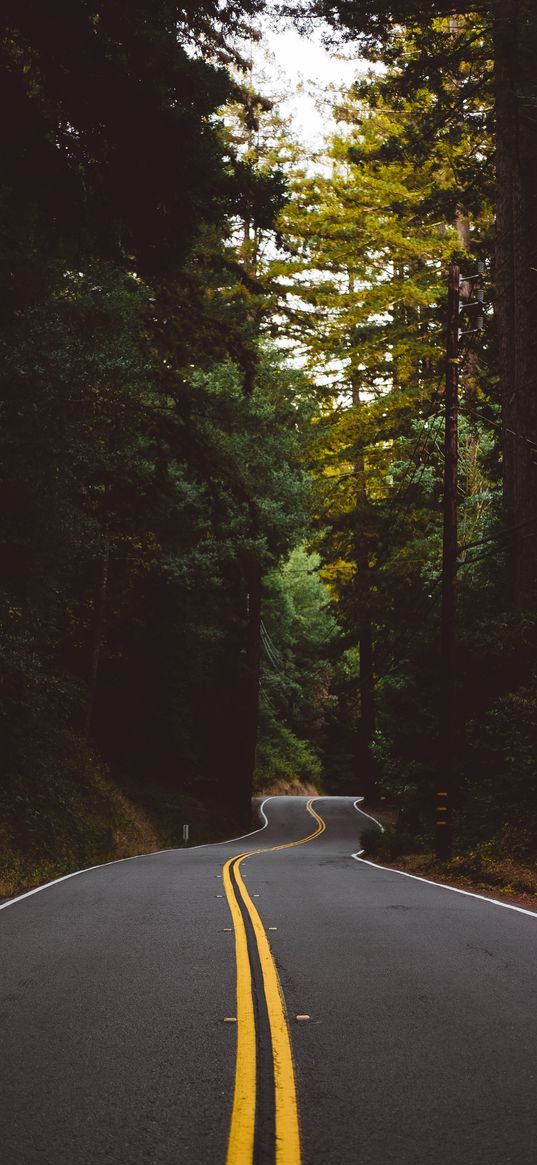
[2,795,537,1165]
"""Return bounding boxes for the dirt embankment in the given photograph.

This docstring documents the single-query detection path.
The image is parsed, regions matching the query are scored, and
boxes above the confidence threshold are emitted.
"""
[0,776,162,902]
[374,851,537,914]
[256,778,320,798]
[359,804,537,915]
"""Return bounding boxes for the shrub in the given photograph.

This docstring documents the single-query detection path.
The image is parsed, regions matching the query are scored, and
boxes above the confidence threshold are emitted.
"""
[254,720,322,790]
[360,826,384,855]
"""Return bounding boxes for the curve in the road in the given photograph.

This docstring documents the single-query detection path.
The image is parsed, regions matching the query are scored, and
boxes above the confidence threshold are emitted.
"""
[2,794,537,1165]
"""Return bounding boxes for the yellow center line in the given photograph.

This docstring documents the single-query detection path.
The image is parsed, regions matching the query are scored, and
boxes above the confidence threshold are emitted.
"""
[224,799,326,1165]
[222,858,257,1164]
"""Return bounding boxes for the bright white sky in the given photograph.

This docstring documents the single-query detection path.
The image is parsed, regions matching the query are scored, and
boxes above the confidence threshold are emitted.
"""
[253,22,364,149]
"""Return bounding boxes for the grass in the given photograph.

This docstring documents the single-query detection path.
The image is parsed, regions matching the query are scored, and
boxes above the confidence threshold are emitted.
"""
[359,815,537,912]
[398,849,537,906]
[0,773,161,899]
[0,764,245,900]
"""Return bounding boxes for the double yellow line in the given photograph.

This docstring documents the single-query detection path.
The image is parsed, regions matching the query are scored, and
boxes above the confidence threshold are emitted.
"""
[223,800,326,1165]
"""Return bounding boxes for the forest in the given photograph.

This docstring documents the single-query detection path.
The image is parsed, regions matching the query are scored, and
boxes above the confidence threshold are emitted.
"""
[1,0,537,899]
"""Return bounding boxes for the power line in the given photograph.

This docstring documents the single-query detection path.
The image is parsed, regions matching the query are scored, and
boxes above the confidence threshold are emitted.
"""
[260,621,288,678]
[458,404,537,452]
[382,400,444,535]
[260,619,285,665]
[259,684,278,716]
[260,631,282,673]
[379,519,537,675]
[457,516,537,557]
[384,341,474,528]
[458,522,537,570]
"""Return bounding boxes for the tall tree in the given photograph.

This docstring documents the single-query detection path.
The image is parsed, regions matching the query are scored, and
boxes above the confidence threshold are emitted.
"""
[274,38,493,792]
[493,0,537,612]
[0,3,306,854]
[0,0,279,305]
[299,0,537,611]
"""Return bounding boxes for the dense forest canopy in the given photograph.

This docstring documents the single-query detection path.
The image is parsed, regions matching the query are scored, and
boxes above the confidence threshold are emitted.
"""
[1,0,537,891]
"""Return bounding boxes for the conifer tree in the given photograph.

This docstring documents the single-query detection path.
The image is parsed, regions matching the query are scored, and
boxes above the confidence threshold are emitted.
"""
[274,16,494,795]
[300,0,537,611]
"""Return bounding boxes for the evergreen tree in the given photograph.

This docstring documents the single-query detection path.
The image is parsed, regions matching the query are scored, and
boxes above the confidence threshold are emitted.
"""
[301,0,537,610]
[274,27,493,793]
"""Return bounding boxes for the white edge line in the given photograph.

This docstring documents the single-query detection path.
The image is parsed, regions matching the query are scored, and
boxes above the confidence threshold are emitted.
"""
[190,797,270,848]
[0,854,166,912]
[0,798,272,913]
[351,854,537,919]
[352,799,385,833]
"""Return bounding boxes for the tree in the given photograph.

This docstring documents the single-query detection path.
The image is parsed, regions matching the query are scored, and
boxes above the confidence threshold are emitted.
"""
[298,0,537,611]
[0,4,308,857]
[256,547,339,790]
[0,0,282,307]
[493,0,537,612]
[274,29,493,793]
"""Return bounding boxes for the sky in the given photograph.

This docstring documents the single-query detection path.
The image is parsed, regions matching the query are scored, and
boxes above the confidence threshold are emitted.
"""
[252,22,364,149]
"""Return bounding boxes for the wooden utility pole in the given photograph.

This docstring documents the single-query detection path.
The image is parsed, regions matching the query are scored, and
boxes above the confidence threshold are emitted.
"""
[437,263,460,859]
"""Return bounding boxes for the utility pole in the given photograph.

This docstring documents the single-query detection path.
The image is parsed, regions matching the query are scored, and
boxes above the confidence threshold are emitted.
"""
[437,263,460,859]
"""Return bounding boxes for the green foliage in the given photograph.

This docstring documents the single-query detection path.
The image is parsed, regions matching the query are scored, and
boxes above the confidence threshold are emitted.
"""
[464,680,537,852]
[0,0,280,301]
[359,825,383,855]
[3,4,537,882]
[270,14,537,860]
[255,720,322,789]
[0,247,314,847]
[254,547,340,788]
[0,2,317,872]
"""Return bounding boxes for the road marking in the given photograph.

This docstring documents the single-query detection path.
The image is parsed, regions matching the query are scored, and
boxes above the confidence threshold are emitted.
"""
[0,795,327,914]
[0,799,275,913]
[352,854,537,918]
[224,799,326,1165]
[352,799,384,833]
[0,796,330,914]
[223,859,257,1165]
[349,801,537,917]
[0,849,173,911]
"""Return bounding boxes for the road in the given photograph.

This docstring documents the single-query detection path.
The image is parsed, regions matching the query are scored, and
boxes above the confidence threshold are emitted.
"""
[1,795,537,1164]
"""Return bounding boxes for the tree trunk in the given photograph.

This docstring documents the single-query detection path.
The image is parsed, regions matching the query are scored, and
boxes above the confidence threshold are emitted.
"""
[493,0,537,614]
[352,375,377,800]
[234,565,262,823]
[85,525,111,740]
[233,172,264,819]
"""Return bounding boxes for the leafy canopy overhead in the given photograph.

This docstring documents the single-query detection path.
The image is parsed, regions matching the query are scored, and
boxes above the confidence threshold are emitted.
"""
[0,0,282,303]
